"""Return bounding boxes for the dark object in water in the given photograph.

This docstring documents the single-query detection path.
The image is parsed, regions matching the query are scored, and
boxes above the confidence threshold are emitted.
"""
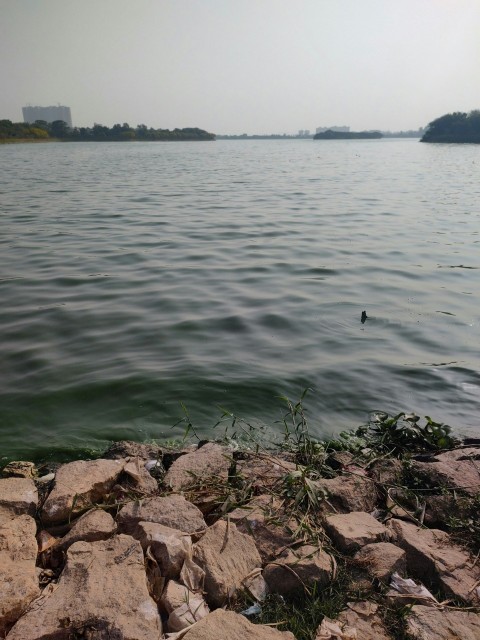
[361,310,368,324]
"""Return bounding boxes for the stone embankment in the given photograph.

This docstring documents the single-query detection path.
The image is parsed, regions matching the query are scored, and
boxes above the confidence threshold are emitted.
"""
[0,440,479,639]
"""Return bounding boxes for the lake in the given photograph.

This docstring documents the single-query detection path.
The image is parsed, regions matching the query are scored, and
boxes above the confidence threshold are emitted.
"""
[0,139,479,461]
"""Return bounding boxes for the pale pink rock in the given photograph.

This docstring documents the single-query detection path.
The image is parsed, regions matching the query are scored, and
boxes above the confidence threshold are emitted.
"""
[389,518,480,603]
[263,544,334,596]
[134,521,192,579]
[6,534,162,640]
[236,454,296,492]
[180,608,296,639]
[123,456,158,494]
[0,478,38,521]
[407,605,480,640]
[336,601,391,640]
[161,580,197,614]
[0,515,40,635]
[228,495,296,562]
[316,474,378,514]
[410,447,480,496]
[192,519,262,607]
[59,508,116,550]
[117,494,206,534]
[161,582,209,633]
[354,542,406,582]
[163,442,232,492]
[104,440,164,460]
[1,462,36,479]
[41,458,125,524]
[325,511,387,552]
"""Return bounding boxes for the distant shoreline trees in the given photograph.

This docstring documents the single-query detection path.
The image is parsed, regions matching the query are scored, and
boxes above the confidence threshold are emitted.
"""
[421,111,480,143]
[0,120,215,142]
[313,129,382,140]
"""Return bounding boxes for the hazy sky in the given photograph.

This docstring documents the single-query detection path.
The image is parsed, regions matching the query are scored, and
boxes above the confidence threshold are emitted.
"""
[1,0,480,134]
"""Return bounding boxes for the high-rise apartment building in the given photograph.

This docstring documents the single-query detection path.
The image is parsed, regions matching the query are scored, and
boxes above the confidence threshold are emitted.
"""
[22,105,72,128]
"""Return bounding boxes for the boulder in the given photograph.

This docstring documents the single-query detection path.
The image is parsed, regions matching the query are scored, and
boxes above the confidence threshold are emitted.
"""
[6,534,162,640]
[316,474,378,514]
[134,521,192,579]
[163,442,232,492]
[388,518,480,603]
[161,580,198,614]
[410,447,480,496]
[354,542,406,582]
[117,494,206,535]
[336,601,391,640]
[228,495,296,562]
[236,454,296,492]
[368,458,404,487]
[160,581,209,632]
[0,515,40,635]
[423,493,471,528]
[59,508,116,550]
[264,544,333,596]
[0,478,38,521]
[192,520,262,607]
[180,608,296,639]
[41,459,125,524]
[103,440,164,461]
[406,605,480,640]
[122,456,158,494]
[1,461,36,479]
[324,512,387,552]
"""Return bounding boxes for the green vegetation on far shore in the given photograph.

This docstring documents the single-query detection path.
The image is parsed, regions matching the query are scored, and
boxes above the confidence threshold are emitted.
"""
[421,110,480,143]
[0,119,215,142]
[314,129,382,140]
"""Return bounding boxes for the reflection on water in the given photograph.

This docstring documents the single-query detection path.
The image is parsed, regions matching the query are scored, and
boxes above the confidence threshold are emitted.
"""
[0,139,479,461]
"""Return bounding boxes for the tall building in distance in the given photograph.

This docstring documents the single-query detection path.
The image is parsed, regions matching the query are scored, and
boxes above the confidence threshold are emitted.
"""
[22,105,72,128]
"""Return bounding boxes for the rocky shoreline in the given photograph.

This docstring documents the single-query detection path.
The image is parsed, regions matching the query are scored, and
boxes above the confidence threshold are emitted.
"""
[1,436,479,639]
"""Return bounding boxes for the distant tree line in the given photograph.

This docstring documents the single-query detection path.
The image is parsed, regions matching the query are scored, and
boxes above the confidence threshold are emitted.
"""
[314,129,382,140]
[0,120,215,142]
[421,111,480,143]
[0,119,50,140]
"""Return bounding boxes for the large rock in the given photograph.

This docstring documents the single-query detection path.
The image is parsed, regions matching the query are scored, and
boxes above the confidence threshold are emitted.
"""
[134,521,192,579]
[117,494,206,535]
[1,462,36,479]
[41,459,125,524]
[0,515,40,635]
[228,495,296,562]
[192,520,262,607]
[388,518,480,603]
[336,601,391,640]
[160,580,209,633]
[0,478,38,521]
[406,605,480,640]
[103,440,164,461]
[410,447,480,496]
[264,544,333,596]
[181,608,295,640]
[7,534,162,640]
[354,542,406,582]
[163,442,232,492]
[316,474,378,514]
[122,457,158,494]
[236,454,296,492]
[368,458,404,487]
[59,508,116,550]
[324,512,387,552]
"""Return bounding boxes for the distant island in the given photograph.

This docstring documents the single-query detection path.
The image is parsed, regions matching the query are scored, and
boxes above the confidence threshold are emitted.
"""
[0,119,215,142]
[421,110,480,143]
[314,129,382,140]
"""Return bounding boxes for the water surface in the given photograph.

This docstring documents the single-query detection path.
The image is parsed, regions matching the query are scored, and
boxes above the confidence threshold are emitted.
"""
[1,139,479,460]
